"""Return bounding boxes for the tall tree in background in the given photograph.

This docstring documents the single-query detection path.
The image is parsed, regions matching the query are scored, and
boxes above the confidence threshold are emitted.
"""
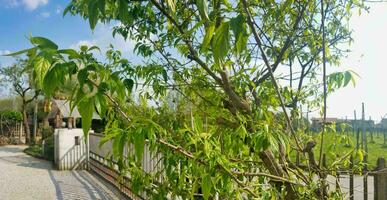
[0,59,39,144]
[11,0,366,198]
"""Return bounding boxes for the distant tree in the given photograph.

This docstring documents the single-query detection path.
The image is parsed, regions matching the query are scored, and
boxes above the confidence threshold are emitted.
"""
[0,110,23,138]
[0,97,20,111]
[0,59,39,143]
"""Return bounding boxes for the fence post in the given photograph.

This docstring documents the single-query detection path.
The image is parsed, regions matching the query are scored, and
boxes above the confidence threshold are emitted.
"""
[354,110,357,136]
[374,157,386,200]
[356,128,360,150]
[19,122,23,142]
[362,103,368,200]
[349,155,354,200]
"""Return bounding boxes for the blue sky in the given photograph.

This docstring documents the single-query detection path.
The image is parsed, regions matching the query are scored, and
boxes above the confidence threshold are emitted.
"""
[1,0,387,121]
[0,0,136,65]
[0,0,90,56]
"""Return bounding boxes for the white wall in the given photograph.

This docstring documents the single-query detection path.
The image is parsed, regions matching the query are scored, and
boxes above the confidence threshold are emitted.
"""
[54,128,89,170]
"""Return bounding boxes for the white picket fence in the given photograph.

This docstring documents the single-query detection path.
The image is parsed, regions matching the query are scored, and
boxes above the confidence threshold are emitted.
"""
[88,132,163,199]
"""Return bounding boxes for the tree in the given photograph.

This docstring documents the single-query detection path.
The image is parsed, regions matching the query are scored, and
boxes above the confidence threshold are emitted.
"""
[0,110,23,139]
[12,0,365,198]
[0,59,39,144]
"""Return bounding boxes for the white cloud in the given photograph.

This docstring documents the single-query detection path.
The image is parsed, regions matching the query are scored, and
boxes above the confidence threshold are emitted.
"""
[55,5,61,14]
[0,50,15,68]
[23,0,48,10]
[70,23,136,55]
[39,11,50,18]
[70,40,97,49]
[3,0,19,8]
[2,0,48,10]
[0,50,11,55]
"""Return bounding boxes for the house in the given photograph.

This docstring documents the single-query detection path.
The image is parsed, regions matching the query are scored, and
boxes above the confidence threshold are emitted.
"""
[311,117,374,132]
[375,118,387,130]
[47,100,100,129]
[311,117,339,131]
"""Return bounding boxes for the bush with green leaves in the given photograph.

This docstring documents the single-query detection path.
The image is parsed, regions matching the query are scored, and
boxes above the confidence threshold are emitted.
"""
[0,110,23,122]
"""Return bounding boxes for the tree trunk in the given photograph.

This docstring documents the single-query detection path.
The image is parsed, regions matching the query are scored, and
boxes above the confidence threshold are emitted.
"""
[33,99,38,144]
[43,114,49,129]
[0,116,3,136]
[259,150,298,199]
[43,99,50,128]
[22,105,30,144]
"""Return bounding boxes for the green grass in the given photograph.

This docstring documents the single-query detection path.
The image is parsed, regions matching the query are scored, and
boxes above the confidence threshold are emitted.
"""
[293,131,387,169]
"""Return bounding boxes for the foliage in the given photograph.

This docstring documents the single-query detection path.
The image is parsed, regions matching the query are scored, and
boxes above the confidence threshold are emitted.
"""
[41,127,54,140]
[10,0,368,199]
[0,59,40,143]
[0,110,23,122]
[24,136,54,162]
[0,98,21,111]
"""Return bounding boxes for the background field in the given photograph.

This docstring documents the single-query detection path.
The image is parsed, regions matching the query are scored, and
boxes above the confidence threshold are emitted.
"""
[293,131,387,169]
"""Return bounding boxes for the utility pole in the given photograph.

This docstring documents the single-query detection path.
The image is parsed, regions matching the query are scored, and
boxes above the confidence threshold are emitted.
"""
[353,110,357,135]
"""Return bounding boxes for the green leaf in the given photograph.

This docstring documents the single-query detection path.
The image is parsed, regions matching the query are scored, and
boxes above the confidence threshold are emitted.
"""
[58,49,81,59]
[236,33,248,55]
[97,0,106,15]
[349,70,359,86]
[3,47,37,56]
[167,0,176,12]
[94,93,107,116]
[119,0,130,22]
[77,68,89,85]
[63,4,72,17]
[78,98,95,136]
[88,45,101,53]
[99,129,120,148]
[30,37,58,50]
[201,173,212,200]
[186,19,205,37]
[34,56,51,89]
[113,134,121,158]
[80,45,88,52]
[123,78,134,93]
[212,22,230,64]
[343,71,352,87]
[255,132,270,151]
[230,15,244,39]
[118,133,127,157]
[134,129,145,162]
[201,23,215,51]
[230,15,248,54]
[88,0,99,30]
[43,63,65,96]
[162,69,168,83]
[196,0,209,20]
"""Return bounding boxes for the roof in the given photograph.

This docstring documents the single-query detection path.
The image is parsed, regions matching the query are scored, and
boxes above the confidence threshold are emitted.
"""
[48,100,100,119]
[311,118,338,123]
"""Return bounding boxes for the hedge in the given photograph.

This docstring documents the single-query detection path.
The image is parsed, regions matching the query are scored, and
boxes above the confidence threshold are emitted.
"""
[0,110,23,122]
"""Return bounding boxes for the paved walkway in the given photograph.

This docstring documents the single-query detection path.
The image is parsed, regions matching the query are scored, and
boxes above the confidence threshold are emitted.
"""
[0,145,127,200]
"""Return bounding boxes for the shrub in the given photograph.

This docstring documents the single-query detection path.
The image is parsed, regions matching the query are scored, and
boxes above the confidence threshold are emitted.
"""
[42,135,54,161]
[24,135,54,161]
[41,127,54,140]
[0,110,23,122]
